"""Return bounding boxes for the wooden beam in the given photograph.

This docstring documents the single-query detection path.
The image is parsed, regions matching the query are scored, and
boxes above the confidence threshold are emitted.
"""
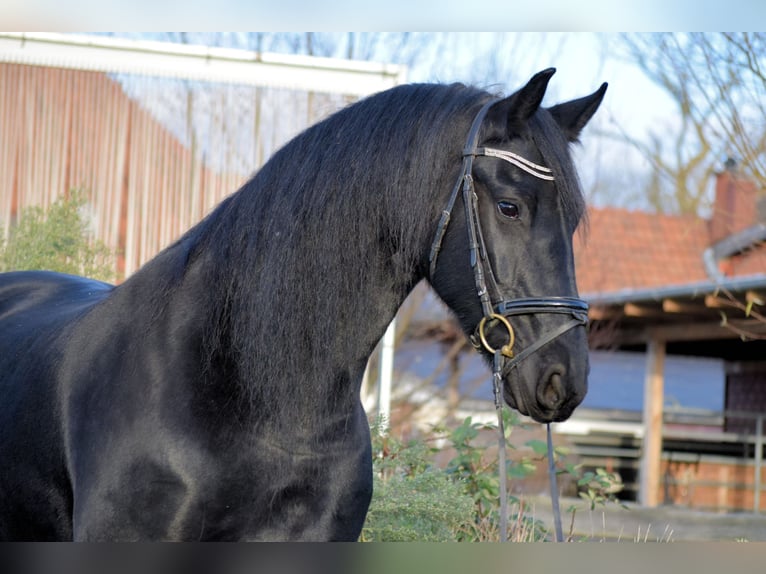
[705,294,739,309]
[588,305,622,321]
[624,303,665,318]
[639,337,665,508]
[746,290,765,306]
[704,294,725,309]
[643,322,766,342]
[604,319,766,346]
[662,298,708,315]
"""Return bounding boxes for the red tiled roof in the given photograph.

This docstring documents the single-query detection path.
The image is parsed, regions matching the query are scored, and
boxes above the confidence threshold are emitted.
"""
[574,208,766,294]
[574,207,711,295]
[574,170,766,297]
[725,246,766,278]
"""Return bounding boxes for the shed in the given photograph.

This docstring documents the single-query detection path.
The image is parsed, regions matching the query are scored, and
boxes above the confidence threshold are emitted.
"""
[574,163,766,507]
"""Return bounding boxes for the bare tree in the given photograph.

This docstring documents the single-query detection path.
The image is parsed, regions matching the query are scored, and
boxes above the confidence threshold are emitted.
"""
[611,33,766,215]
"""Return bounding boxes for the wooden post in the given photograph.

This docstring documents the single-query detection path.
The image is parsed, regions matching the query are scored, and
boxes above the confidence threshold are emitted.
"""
[640,337,666,507]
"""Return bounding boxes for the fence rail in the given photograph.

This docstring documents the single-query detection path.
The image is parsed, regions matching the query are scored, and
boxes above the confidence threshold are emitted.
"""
[560,407,766,513]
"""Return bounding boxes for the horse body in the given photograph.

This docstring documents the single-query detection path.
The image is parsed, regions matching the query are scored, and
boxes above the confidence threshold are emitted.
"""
[0,72,605,540]
[1,249,375,541]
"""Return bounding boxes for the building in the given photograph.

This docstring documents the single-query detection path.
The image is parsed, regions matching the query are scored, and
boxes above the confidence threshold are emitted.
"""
[571,163,766,511]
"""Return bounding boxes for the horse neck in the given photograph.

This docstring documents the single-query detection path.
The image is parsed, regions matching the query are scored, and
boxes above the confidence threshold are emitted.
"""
[123,87,472,432]
[188,189,428,432]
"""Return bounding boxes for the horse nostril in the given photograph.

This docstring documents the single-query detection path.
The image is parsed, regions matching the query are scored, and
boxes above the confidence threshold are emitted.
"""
[540,367,566,410]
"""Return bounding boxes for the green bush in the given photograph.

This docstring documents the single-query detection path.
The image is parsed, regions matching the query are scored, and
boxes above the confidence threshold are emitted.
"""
[0,190,116,282]
[360,425,475,541]
[361,414,550,542]
[361,413,626,542]
[443,414,547,541]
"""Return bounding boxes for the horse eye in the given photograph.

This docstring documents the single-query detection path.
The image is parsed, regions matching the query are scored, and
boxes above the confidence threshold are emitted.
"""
[497,201,520,219]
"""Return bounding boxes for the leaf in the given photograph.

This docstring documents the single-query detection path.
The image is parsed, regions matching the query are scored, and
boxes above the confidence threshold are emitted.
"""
[564,463,581,475]
[554,445,570,457]
[578,471,595,486]
[525,439,549,456]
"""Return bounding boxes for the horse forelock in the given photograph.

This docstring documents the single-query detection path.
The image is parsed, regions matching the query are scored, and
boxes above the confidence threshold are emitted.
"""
[528,109,588,235]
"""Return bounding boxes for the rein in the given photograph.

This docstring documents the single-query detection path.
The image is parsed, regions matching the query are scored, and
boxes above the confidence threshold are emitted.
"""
[429,99,588,542]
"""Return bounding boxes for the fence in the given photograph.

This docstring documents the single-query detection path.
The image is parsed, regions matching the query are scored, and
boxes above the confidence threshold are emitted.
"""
[0,32,406,278]
[561,406,766,513]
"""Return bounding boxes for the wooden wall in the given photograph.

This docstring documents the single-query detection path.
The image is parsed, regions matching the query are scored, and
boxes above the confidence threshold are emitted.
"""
[0,62,350,279]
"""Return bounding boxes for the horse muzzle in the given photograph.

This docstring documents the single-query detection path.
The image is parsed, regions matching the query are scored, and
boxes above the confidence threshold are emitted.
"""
[471,297,589,423]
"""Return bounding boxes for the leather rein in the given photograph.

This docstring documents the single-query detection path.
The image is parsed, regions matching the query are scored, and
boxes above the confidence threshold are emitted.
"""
[428,99,589,542]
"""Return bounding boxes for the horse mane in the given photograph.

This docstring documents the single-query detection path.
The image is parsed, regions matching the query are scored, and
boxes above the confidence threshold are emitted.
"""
[138,82,588,429]
[184,83,490,427]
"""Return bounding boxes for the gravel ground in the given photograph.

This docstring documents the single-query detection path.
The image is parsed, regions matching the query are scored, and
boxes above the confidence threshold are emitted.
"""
[523,495,766,542]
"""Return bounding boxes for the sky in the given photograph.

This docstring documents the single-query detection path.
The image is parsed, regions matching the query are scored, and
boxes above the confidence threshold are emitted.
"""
[379,32,684,210]
[5,0,766,32]
[4,3,763,211]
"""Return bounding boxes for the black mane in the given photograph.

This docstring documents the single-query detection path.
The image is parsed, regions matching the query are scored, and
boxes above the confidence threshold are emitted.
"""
[528,109,588,234]
[142,82,589,428]
[190,83,493,425]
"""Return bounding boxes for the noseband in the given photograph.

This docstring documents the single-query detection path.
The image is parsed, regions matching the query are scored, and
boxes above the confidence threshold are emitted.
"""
[428,99,589,370]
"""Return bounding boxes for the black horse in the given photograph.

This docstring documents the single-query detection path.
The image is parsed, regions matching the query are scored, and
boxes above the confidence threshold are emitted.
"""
[0,69,606,541]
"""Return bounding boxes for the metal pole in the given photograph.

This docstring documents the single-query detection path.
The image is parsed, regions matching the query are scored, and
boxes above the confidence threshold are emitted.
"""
[547,423,564,542]
[377,318,395,427]
[755,414,763,513]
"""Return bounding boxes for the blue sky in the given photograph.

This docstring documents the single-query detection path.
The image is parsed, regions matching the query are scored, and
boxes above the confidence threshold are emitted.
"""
[5,0,766,32]
[5,5,763,210]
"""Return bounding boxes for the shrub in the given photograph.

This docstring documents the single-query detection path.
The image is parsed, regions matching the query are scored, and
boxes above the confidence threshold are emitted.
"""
[361,413,626,542]
[362,414,550,542]
[0,190,116,282]
[360,425,475,541]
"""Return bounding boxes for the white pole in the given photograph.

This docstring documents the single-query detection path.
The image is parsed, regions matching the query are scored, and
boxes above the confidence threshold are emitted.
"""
[377,318,396,428]
[0,32,406,97]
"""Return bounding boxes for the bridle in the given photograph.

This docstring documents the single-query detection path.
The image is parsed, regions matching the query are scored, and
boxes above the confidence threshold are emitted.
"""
[428,98,589,373]
[428,99,589,542]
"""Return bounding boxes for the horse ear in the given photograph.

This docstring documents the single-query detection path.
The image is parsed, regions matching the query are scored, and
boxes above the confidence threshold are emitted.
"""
[487,68,556,138]
[548,82,608,142]
[510,68,557,122]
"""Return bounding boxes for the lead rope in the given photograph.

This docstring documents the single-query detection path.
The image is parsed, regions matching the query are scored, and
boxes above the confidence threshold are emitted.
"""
[492,350,509,542]
[547,423,564,542]
[494,350,564,542]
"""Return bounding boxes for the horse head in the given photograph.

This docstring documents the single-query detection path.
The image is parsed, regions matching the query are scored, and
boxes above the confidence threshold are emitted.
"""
[429,69,607,423]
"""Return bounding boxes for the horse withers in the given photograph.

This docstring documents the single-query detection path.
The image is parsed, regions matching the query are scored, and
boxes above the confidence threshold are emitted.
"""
[0,69,605,540]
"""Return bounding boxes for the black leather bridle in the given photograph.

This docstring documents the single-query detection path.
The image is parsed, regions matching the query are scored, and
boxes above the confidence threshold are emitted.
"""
[428,99,589,371]
[427,98,588,543]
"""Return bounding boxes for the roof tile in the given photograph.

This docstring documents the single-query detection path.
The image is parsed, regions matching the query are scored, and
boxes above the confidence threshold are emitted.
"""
[573,206,752,296]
